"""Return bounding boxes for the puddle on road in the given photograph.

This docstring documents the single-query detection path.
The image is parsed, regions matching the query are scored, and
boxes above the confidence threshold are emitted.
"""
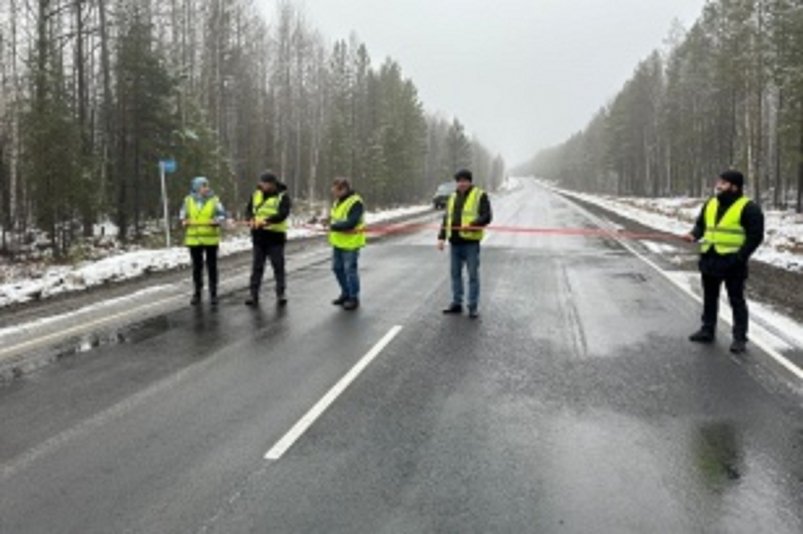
[610,271,648,283]
[693,421,743,487]
[55,315,174,359]
[529,408,800,532]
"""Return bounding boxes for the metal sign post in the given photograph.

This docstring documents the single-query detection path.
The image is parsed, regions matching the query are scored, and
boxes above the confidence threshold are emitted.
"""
[159,159,177,247]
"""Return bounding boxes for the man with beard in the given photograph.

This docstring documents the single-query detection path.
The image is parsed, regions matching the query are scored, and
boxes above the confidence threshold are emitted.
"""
[683,170,764,354]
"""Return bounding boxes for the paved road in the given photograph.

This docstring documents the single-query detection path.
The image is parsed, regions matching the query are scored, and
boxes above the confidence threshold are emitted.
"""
[1,179,801,533]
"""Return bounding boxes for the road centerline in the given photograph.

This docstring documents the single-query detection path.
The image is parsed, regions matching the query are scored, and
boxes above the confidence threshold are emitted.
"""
[264,325,404,461]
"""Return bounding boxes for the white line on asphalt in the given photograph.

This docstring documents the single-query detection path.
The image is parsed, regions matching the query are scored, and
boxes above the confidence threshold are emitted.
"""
[554,186,803,383]
[264,325,404,461]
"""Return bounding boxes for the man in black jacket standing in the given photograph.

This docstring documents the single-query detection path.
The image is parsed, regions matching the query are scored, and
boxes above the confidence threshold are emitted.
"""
[437,169,492,319]
[683,170,764,353]
[245,172,292,306]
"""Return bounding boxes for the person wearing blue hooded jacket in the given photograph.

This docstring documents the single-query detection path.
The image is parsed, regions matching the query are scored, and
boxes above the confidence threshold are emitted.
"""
[179,177,227,306]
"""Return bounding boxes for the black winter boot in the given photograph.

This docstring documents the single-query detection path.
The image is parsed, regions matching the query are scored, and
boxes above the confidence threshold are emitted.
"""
[730,339,747,354]
[342,299,360,311]
[689,328,715,343]
[442,304,463,315]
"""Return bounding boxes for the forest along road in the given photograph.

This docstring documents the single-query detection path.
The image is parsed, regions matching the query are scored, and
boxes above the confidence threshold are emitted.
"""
[0,178,800,533]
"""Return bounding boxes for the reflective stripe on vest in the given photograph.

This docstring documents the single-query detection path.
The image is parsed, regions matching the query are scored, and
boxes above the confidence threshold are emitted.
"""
[252,190,288,233]
[701,196,749,255]
[329,194,366,250]
[184,196,221,246]
[446,187,484,241]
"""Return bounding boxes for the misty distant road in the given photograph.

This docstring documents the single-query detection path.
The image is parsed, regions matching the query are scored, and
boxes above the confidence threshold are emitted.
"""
[0,179,800,533]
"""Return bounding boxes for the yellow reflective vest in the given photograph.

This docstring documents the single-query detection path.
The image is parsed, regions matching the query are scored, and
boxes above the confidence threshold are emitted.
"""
[329,194,366,251]
[184,195,221,246]
[252,190,288,233]
[701,196,749,255]
[445,187,485,241]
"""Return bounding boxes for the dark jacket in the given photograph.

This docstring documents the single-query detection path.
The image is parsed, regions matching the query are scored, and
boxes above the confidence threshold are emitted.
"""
[691,192,764,278]
[245,182,292,246]
[438,186,493,245]
[330,191,364,232]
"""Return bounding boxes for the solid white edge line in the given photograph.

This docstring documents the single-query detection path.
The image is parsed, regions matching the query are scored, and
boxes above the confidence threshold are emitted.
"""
[548,183,803,383]
[264,325,404,461]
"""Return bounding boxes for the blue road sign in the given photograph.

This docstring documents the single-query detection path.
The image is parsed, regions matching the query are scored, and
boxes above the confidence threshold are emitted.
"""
[160,159,178,174]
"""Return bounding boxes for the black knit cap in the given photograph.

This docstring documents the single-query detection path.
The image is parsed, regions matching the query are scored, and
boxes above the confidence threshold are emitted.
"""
[454,169,473,182]
[719,170,744,189]
[259,172,278,185]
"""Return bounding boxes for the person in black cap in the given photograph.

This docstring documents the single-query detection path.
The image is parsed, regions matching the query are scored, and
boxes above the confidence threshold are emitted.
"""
[683,170,764,353]
[244,172,292,306]
[437,169,492,319]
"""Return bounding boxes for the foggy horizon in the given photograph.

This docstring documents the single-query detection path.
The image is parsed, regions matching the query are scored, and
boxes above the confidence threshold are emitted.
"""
[259,0,707,166]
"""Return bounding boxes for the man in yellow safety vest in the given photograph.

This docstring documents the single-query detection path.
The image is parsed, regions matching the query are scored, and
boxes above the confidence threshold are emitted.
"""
[180,176,227,306]
[437,169,492,319]
[328,178,365,311]
[683,170,764,354]
[245,172,292,307]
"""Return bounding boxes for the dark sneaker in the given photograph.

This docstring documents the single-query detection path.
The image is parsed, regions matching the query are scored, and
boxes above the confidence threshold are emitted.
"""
[730,340,747,354]
[468,309,479,319]
[332,295,348,306]
[245,296,259,307]
[277,293,288,307]
[689,329,715,343]
[190,293,201,306]
[210,294,219,306]
[342,299,360,311]
[442,304,463,314]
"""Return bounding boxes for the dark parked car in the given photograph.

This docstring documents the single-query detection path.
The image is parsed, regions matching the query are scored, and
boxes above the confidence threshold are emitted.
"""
[432,181,456,209]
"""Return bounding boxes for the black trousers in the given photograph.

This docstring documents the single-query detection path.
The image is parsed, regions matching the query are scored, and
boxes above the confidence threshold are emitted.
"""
[189,245,218,295]
[250,242,286,297]
[701,273,748,341]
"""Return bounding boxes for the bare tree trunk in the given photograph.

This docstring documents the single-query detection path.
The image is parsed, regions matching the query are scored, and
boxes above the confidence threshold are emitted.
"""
[752,1,764,206]
[8,0,20,244]
[74,0,95,237]
[798,104,803,214]
[98,0,112,211]
[773,88,783,209]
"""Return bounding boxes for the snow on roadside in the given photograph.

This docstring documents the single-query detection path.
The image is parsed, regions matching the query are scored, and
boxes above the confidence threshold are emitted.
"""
[0,285,173,339]
[543,180,803,272]
[666,270,803,353]
[0,205,430,309]
[497,176,523,193]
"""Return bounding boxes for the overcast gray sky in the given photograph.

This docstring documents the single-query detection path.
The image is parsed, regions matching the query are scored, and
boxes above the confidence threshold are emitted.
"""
[260,0,706,166]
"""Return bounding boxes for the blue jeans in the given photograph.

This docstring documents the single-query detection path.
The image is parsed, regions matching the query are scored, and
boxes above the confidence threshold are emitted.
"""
[333,248,360,300]
[450,242,480,310]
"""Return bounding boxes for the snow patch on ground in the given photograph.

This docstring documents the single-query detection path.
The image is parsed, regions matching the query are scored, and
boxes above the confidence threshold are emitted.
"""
[544,180,803,272]
[750,300,803,353]
[641,241,679,255]
[498,176,523,193]
[0,285,173,339]
[666,269,803,353]
[0,205,430,309]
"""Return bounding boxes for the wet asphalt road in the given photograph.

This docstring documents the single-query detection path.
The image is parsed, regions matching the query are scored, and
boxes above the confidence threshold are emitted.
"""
[0,179,801,533]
